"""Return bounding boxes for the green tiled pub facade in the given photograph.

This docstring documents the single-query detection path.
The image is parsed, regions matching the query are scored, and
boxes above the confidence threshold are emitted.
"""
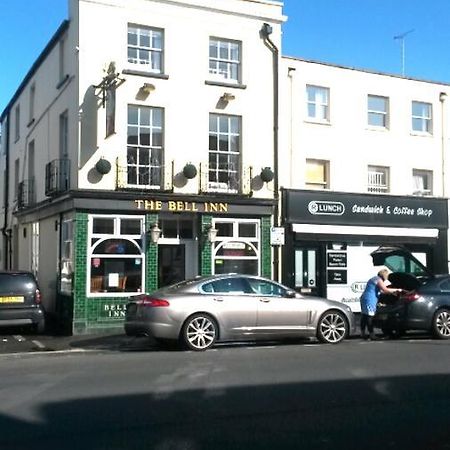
[66,211,273,335]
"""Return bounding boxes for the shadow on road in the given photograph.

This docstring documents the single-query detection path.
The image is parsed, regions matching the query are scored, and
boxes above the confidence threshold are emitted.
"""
[0,373,450,450]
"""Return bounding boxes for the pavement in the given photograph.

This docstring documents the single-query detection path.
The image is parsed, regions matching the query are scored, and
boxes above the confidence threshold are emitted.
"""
[0,330,156,355]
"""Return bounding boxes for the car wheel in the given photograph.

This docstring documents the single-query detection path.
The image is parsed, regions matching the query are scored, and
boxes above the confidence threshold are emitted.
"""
[432,308,450,339]
[381,328,403,339]
[34,320,46,334]
[317,311,348,344]
[181,314,218,351]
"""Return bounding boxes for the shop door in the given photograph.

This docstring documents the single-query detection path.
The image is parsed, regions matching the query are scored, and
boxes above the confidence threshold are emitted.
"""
[159,245,185,288]
[294,247,322,296]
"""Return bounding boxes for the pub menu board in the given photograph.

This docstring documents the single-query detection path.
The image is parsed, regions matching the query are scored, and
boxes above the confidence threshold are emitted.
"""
[327,248,348,284]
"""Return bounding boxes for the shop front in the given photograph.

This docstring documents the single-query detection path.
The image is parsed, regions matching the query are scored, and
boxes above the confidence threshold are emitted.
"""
[281,189,448,313]
[55,192,274,334]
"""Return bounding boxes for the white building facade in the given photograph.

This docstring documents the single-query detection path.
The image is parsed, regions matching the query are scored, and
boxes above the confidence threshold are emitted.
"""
[0,0,284,333]
[279,58,449,312]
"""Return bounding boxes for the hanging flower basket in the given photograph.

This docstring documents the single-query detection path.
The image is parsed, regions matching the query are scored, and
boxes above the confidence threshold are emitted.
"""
[95,158,112,175]
[260,167,274,183]
[183,163,198,179]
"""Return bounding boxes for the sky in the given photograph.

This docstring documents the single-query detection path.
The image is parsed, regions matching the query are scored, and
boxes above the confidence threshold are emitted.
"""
[1,0,450,113]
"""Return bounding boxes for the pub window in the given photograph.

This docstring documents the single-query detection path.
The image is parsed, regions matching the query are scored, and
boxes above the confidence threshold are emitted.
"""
[212,218,260,275]
[88,215,145,295]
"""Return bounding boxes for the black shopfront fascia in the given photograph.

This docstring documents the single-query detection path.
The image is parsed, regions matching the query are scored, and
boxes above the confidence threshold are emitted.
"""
[281,189,449,288]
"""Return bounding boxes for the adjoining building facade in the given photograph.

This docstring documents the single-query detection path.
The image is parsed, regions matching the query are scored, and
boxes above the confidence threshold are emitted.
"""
[0,0,284,333]
[278,58,450,309]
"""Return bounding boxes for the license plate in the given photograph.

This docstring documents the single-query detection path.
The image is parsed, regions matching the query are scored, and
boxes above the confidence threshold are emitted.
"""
[0,296,25,303]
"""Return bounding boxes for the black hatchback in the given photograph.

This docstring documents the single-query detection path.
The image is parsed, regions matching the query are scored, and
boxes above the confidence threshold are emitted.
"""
[0,271,45,333]
[372,247,450,339]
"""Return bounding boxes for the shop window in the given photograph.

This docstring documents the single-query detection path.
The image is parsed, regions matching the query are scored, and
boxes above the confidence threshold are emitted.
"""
[212,219,260,275]
[60,220,73,294]
[306,159,329,190]
[88,215,145,295]
[160,218,194,239]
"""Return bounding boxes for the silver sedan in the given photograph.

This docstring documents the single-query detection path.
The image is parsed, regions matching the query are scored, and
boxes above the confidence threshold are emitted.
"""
[125,274,355,351]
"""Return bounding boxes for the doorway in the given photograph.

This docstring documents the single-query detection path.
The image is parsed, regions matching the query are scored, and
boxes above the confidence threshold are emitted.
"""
[158,245,185,288]
[294,246,323,297]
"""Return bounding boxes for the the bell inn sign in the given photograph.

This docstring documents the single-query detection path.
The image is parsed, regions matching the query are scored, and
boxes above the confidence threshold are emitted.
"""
[135,199,229,213]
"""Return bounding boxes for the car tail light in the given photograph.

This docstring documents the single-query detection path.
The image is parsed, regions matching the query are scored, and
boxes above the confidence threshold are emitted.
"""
[137,296,170,307]
[35,289,42,305]
[401,291,420,303]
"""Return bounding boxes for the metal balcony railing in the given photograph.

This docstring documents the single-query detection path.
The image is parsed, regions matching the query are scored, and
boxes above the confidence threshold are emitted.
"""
[17,178,35,209]
[45,159,70,196]
[116,159,172,191]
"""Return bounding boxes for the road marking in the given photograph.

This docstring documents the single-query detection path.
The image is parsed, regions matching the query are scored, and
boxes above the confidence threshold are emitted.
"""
[13,335,25,342]
[31,340,46,349]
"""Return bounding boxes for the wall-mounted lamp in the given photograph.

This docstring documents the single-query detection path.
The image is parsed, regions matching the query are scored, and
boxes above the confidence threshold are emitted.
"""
[260,167,274,183]
[221,92,236,102]
[183,163,198,179]
[205,224,218,243]
[149,223,162,244]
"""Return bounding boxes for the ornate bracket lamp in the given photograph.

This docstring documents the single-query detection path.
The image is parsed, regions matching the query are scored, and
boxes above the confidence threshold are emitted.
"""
[205,224,218,243]
[149,223,162,244]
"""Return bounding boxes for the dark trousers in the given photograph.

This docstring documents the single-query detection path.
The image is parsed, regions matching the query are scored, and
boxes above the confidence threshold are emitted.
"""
[360,314,375,337]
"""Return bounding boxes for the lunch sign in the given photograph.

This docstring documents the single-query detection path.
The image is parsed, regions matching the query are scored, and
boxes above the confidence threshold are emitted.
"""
[283,190,448,228]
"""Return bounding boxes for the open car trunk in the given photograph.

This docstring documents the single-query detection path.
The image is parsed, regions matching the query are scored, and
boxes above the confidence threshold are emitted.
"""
[371,246,433,306]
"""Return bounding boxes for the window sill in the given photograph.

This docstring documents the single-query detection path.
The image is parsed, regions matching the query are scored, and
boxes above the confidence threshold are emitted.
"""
[366,126,389,132]
[304,119,331,126]
[56,74,69,90]
[205,80,247,89]
[122,69,169,80]
[410,131,433,137]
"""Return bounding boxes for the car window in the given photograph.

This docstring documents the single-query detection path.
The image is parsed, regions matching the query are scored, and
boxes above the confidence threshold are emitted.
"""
[439,279,450,291]
[0,274,36,294]
[384,255,427,277]
[202,277,253,294]
[247,278,287,297]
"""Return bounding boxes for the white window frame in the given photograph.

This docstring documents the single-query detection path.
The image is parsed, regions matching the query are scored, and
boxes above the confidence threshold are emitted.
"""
[412,169,433,196]
[209,37,241,84]
[305,159,329,189]
[212,218,261,276]
[127,24,163,73]
[14,105,20,142]
[368,165,389,193]
[87,215,145,297]
[127,105,164,189]
[208,114,241,193]
[368,95,389,128]
[412,101,432,134]
[306,85,330,122]
[60,219,74,294]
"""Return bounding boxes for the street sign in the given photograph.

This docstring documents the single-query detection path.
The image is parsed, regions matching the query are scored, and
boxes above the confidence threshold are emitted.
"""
[270,227,285,246]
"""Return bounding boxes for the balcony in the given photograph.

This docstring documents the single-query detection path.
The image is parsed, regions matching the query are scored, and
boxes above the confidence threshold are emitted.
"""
[115,160,253,196]
[45,159,70,197]
[17,179,35,209]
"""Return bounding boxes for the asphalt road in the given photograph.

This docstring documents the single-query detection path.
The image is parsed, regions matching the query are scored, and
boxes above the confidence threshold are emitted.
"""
[0,335,449,450]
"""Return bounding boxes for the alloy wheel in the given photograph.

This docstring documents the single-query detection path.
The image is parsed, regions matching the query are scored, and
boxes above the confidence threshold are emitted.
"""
[317,311,348,344]
[434,309,450,339]
[183,315,217,350]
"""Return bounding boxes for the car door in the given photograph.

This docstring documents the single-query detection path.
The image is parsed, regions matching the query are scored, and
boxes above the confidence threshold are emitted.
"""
[201,276,258,337]
[247,278,309,335]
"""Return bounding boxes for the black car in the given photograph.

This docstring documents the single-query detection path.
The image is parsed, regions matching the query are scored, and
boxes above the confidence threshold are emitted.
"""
[372,246,450,339]
[0,271,45,333]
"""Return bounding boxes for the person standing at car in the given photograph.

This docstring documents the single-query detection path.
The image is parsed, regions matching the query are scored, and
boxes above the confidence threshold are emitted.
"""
[360,268,401,340]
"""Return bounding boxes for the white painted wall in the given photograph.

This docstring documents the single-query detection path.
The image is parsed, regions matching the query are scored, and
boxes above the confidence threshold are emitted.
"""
[280,57,450,197]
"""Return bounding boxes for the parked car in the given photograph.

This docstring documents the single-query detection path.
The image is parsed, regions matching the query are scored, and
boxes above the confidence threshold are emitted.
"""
[372,246,450,339]
[0,271,45,333]
[125,273,355,350]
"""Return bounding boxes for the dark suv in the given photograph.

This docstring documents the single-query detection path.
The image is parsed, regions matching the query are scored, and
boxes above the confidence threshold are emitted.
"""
[0,271,45,333]
[372,247,450,339]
